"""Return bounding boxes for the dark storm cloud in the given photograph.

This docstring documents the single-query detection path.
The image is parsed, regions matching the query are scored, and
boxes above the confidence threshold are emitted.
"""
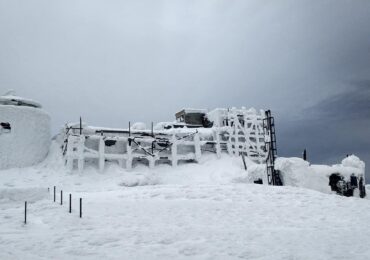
[0,1,370,181]
[277,83,370,182]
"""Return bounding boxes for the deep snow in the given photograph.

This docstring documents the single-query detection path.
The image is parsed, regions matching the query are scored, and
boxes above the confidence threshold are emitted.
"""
[0,143,370,259]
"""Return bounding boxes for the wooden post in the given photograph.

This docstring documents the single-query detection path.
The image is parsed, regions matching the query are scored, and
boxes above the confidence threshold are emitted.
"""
[24,201,27,224]
[303,149,307,161]
[69,194,72,213]
[60,190,63,205]
[79,198,82,218]
[53,186,56,202]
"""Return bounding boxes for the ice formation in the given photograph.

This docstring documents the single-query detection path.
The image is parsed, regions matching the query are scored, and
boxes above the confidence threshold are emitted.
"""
[0,93,51,169]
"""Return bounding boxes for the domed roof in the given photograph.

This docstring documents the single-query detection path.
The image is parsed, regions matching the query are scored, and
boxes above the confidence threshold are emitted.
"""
[0,91,42,108]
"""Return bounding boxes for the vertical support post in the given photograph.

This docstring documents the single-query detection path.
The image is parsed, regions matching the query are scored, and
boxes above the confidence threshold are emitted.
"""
[60,190,63,205]
[171,134,178,167]
[214,129,221,159]
[79,198,82,218]
[126,138,132,170]
[194,133,201,161]
[53,186,56,202]
[77,135,85,172]
[24,201,27,224]
[79,116,82,135]
[303,149,307,161]
[66,136,73,171]
[99,136,105,172]
[241,153,247,170]
[69,194,72,213]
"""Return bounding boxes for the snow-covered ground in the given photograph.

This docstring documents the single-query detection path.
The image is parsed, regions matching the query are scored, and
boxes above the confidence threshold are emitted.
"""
[1,145,370,259]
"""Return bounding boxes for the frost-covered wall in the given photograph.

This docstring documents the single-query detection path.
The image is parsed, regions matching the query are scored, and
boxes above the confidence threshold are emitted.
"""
[0,104,51,169]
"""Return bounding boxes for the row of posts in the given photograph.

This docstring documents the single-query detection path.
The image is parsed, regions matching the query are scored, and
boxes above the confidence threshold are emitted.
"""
[24,186,82,224]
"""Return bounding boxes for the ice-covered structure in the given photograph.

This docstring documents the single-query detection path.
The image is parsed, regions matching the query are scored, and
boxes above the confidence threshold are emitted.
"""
[61,107,270,172]
[0,93,51,169]
[278,155,366,198]
[58,106,366,198]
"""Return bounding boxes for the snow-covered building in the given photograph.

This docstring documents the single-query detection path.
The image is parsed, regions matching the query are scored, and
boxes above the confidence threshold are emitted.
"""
[61,107,269,172]
[0,92,51,169]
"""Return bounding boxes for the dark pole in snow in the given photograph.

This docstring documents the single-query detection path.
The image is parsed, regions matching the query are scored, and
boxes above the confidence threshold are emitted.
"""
[79,117,82,135]
[60,190,63,205]
[24,201,27,224]
[129,121,131,137]
[241,153,247,170]
[53,186,56,202]
[69,194,72,213]
[79,198,82,218]
[303,149,307,161]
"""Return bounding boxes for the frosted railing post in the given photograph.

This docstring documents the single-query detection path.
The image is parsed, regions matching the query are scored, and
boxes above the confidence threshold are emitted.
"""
[215,129,221,158]
[126,138,132,170]
[149,156,155,168]
[194,133,201,161]
[66,136,73,171]
[77,136,85,172]
[99,136,105,172]
[171,134,178,167]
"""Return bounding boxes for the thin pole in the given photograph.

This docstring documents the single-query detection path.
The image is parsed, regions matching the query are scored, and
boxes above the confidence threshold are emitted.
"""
[60,190,63,205]
[129,121,131,137]
[53,186,56,202]
[79,198,82,218]
[79,116,82,135]
[69,194,72,213]
[24,201,27,224]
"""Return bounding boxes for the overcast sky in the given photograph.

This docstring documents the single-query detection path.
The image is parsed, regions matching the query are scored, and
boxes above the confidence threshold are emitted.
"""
[1,0,369,182]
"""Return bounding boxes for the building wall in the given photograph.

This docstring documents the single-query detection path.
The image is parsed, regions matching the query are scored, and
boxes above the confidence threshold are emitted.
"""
[0,105,51,169]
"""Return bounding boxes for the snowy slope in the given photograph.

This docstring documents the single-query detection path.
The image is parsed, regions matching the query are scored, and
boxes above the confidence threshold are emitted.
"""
[0,144,370,259]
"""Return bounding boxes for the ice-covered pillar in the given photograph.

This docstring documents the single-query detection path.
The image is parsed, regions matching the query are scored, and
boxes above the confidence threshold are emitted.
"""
[98,136,105,172]
[194,133,201,161]
[149,157,155,168]
[66,136,74,171]
[77,136,85,172]
[214,129,221,158]
[171,134,178,167]
[126,138,132,170]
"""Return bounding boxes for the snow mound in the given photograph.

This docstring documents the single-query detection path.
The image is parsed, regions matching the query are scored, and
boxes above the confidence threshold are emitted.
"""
[0,187,49,204]
[275,155,366,194]
[131,122,147,130]
[341,155,365,171]
[120,174,160,187]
